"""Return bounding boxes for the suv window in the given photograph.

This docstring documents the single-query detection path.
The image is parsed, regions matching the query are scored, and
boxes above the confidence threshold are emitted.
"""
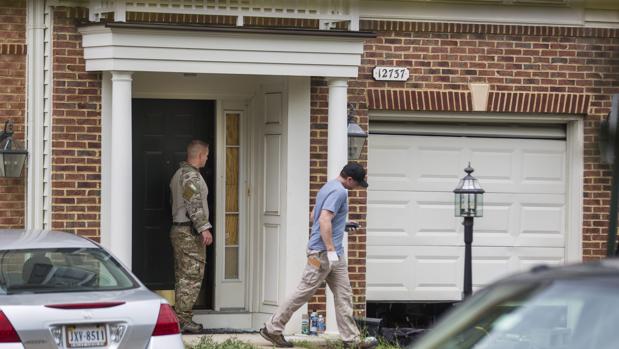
[0,248,138,294]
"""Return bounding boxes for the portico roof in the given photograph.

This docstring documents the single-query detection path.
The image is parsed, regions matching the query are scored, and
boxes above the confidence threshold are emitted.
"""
[78,22,374,77]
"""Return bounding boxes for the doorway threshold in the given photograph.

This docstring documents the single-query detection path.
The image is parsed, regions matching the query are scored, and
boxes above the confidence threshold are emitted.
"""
[194,310,255,329]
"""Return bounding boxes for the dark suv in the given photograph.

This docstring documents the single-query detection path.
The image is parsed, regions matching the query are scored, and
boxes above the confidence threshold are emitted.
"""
[408,259,619,349]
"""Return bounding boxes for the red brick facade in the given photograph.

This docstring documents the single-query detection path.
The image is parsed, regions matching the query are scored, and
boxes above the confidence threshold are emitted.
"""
[0,0,26,228]
[309,19,618,316]
[353,20,618,263]
[2,2,619,322]
[51,7,102,239]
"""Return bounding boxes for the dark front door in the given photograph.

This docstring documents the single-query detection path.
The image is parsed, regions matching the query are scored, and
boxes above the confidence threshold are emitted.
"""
[132,99,216,309]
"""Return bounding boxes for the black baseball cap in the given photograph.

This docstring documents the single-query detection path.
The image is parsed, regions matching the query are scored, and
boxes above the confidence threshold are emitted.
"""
[341,162,369,188]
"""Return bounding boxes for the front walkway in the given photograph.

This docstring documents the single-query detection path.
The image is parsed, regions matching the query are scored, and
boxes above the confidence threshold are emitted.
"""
[183,333,331,349]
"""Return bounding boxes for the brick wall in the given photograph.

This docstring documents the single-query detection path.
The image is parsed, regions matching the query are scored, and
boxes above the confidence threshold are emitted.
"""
[52,7,102,239]
[354,20,618,262]
[307,20,619,318]
[0,0,26,228]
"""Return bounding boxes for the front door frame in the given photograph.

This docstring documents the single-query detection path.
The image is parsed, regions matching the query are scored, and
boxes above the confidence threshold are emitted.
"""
[101,73,313,330]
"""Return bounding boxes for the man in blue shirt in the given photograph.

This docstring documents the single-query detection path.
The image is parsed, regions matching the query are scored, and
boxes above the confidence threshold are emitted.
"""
[260,163,376,349]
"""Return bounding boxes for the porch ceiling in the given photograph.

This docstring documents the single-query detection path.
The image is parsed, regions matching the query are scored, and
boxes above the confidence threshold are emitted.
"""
[78,23,373,77]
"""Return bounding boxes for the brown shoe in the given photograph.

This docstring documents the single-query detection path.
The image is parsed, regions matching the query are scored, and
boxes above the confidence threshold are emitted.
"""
[259,327,293,348]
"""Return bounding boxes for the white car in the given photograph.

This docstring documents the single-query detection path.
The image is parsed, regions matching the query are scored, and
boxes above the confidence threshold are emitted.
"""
[0,229,184,348]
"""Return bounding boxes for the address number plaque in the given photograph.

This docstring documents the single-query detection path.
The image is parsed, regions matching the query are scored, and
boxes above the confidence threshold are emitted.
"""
[372,66,410,81]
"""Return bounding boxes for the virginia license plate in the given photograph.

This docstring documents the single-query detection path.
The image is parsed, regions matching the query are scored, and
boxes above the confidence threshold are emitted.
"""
[65,324,107,348]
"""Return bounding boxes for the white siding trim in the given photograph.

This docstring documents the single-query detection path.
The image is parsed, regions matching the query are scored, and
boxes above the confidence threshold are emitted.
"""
[360,0,619,27]
[26,0,46,229]
[566,119,584,262]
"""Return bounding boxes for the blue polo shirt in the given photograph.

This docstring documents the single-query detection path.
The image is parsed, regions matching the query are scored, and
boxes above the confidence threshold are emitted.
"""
[307,179,348,257]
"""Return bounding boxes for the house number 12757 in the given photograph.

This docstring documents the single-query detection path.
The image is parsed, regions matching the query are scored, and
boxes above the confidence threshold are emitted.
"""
[372,66,410,81]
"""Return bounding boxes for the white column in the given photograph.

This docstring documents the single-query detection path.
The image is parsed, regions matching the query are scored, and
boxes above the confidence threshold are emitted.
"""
[100,73,112,251]
[326,78,348,334]
[109,71,133,268]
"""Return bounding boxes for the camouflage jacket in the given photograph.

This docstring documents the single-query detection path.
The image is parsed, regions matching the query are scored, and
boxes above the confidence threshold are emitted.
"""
[170,161,212,234]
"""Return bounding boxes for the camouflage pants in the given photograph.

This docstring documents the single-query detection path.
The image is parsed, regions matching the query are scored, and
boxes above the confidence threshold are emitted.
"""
[170,226,206,325]
[265,251,360,342]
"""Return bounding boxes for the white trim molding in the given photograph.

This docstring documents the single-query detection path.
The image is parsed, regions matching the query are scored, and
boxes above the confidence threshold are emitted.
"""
[360,0,619,27]
[78,24,370,78]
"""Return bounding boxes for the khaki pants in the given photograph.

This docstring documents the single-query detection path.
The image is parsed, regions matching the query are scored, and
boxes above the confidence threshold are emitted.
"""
[170,226,206,325]
[265,251,360,342]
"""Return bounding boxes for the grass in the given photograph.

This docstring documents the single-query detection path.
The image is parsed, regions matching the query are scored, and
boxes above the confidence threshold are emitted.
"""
[185,335,402,349]
[187,336,259,349]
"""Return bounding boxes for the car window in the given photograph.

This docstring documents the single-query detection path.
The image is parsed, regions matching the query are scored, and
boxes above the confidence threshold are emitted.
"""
[0,248,138,294]
[409,278,619,349]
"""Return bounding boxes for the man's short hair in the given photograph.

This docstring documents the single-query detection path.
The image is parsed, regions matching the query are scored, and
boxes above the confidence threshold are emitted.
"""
[340,162,369,188]
[187,140,210,158]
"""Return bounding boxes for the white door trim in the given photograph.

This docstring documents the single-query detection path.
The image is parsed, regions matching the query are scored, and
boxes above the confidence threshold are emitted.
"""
[215,101,251,311]
[369,111,583,263]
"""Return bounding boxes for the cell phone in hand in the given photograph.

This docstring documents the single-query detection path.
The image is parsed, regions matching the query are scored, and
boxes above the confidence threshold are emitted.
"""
[345,222,359,232]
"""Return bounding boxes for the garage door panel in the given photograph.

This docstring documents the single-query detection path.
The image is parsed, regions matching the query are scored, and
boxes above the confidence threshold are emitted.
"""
[368,191,565,247]
[478,193,566,247]
[367,246,462,301]
[369,135,566,194]
[418,145,463,184]
[370,141,415,187]
[522,150,565,185]
[474,247,565,287]
[367,191,458,246]
[367,245,565,301]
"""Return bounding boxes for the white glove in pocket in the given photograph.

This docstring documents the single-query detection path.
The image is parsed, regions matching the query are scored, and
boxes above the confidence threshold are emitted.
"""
[327,251,339,267]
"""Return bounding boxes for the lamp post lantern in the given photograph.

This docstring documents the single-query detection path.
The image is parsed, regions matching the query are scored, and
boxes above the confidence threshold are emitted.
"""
[347,103,367,161]
[453,163,484,298]
[0,120,28,178]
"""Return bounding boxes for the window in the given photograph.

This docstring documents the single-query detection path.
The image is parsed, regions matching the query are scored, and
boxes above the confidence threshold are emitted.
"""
[0,248,138,295]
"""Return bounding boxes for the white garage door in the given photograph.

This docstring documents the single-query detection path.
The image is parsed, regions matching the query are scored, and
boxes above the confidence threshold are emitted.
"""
[366,124,567,301]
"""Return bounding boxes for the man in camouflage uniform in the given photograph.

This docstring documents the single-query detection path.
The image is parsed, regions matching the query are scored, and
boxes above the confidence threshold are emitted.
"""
[169,140,213,333]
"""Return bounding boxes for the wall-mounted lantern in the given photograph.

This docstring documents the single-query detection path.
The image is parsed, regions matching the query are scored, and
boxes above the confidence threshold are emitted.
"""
[0,120,28,177]
[347,103,368,161]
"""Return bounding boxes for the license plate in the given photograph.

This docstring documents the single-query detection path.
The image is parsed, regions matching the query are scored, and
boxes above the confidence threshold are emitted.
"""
[65,324,107,348]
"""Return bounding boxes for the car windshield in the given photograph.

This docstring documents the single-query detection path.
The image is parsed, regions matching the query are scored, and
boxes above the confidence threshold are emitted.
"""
[409,277,619,349]
[0,248,138,295]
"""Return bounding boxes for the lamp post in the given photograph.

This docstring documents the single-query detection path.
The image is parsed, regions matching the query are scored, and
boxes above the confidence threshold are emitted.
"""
[347,103,367,161]
[0,120,28,177]
[453,163,484,298]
